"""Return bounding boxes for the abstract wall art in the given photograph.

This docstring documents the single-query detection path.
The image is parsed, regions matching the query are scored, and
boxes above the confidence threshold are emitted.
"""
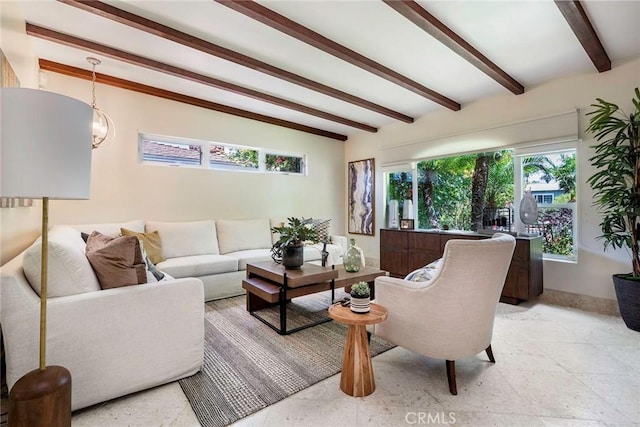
[348,158,375,235]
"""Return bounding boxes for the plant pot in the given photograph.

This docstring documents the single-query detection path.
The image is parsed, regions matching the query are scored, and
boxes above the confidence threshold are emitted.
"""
[350,295,370,313]
[613,274,640,332]
[282,245,304,269]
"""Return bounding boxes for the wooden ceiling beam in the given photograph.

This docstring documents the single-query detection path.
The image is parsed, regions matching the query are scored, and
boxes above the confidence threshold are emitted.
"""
[383,0,524,95]
[27,24,377,133]
[215,0,460,111]
[38,59,348,141]
[57,0,414,123]
[554,0,611,72]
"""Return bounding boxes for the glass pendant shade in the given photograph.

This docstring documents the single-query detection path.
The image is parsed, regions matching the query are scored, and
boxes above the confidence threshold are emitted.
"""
[87,56,112,149]
[92,107,109,149]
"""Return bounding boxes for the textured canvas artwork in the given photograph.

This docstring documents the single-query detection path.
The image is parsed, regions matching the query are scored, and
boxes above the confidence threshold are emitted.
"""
[348,158,375,235]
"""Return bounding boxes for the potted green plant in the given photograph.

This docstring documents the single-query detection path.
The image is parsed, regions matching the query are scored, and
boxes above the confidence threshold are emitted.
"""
[585,87,640,331]
[271,217,317,269]
[349,281,370,313]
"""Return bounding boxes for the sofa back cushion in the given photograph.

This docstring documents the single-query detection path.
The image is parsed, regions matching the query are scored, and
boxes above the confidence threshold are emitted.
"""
[22,225,101,297]
[146,220,219,258]
[71,220,145,237]
[216,219,272,254]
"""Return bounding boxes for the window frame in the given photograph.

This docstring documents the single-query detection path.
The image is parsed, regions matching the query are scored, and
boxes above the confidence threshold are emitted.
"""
[139,134,205,168]
[138,133,307,176]
[516,146,577,262]
[380,143,577,262]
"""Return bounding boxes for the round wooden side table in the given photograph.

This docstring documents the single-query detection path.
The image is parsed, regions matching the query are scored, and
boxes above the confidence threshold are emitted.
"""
[328,302,388,397]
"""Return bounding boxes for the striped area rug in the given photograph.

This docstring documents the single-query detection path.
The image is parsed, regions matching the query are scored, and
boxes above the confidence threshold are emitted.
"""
[179,291,394,427]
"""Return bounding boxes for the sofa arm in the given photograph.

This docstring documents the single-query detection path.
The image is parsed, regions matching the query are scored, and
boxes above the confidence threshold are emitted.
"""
[3,278,204,411]
[329,235,348,253]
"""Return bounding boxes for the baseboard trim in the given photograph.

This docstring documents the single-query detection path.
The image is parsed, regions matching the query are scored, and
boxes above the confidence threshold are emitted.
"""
[536,289,620,316]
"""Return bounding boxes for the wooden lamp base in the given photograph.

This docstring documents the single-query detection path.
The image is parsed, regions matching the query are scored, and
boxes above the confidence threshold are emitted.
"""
[8,366,72,427]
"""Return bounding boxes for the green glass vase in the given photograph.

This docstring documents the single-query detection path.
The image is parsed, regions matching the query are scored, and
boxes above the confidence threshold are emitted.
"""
[343,238,364,273]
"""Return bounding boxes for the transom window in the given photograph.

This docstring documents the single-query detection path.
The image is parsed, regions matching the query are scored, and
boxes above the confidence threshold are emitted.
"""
[139,134,306,175]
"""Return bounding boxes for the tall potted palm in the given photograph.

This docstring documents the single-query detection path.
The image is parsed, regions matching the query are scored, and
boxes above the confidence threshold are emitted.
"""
[585,87,640,331]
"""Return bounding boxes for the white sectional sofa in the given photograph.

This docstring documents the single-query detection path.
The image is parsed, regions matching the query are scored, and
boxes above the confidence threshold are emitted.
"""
[143,218,347,301]
[0,217,346,411]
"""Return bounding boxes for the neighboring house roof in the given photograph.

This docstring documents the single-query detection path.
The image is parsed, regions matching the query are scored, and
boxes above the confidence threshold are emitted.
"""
[528,182,560,192]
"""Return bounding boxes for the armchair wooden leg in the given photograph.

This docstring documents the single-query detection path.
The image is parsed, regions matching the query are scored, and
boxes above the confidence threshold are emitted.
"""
[445,360,457,395]
[485,345,495,363]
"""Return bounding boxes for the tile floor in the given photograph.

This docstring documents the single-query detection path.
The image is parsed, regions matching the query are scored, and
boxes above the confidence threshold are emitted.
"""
[69,300,639,427]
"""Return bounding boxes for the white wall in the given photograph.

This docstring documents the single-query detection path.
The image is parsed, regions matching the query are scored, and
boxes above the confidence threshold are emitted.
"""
[0,2,42,265]
[39,71,345,233]
[346,57,640,301]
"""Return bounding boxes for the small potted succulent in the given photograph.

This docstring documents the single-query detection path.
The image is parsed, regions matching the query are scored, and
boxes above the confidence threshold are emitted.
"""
[271,217,317,269]
[349,281,370,313]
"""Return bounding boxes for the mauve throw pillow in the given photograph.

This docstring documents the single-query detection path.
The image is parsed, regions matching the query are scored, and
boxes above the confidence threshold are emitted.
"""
[85,231,147,290]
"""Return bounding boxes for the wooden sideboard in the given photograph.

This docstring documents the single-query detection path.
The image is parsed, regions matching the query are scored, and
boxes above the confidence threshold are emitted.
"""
[380,229,543,304]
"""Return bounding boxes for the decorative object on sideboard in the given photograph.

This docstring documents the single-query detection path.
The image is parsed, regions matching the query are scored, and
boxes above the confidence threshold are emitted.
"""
[519,189,539,236]
[400,219,414,229]
[86,57,113,149]
[348,158,375,235]
[343,238,365,273]
[270,217,317,269]
[1,88,93,426]
[402,199,414,220]
[388,199,400,229]
[585,87,640,332]
[349,281,371,313]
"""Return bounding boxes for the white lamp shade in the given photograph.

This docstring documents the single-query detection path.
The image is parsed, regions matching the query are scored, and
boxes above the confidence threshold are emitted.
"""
[1,88,92,199]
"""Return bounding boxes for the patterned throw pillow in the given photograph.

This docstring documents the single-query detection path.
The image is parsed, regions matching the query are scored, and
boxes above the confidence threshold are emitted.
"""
[311,218,331,243]
[404,259,442,282]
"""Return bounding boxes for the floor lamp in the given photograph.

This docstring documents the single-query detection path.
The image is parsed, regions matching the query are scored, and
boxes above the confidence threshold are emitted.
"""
[1,88,92,426]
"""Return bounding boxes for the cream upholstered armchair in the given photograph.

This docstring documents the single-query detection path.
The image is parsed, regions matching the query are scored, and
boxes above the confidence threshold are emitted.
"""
[370,233,516,395]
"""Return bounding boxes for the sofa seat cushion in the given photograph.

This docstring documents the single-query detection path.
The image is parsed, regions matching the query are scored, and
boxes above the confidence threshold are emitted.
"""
[146,220,219,258]
[156,255,238,278]
[225,249,272,271]
[216,219,272,255]
[23,225,100,297]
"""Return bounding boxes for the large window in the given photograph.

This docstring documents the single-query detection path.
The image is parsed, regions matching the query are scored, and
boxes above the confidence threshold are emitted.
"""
[520,151,577,260]
[139,134,305,175]
[384,147,576,261]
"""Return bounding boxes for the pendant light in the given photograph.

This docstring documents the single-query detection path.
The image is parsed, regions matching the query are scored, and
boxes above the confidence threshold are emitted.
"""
[87,57,112,149]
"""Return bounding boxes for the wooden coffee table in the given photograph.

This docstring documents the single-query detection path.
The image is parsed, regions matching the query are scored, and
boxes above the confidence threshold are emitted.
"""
[328,303,388,397]
[243,261,387,335]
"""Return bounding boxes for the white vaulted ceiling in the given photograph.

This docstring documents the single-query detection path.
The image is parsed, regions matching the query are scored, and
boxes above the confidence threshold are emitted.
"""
[17,0,640,141]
